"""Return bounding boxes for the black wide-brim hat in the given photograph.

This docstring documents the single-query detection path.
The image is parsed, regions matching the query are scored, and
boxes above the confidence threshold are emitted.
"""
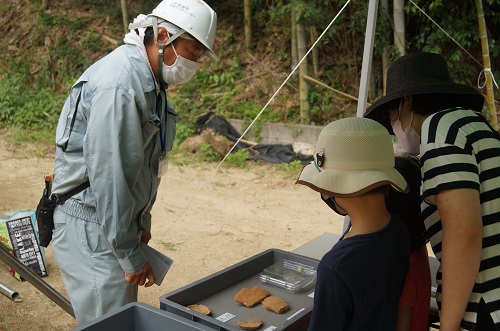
[364,52,484,134]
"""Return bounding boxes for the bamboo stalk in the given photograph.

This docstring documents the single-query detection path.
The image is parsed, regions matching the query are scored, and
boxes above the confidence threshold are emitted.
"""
[380,0,390,94]
[475,0,498,129]
[394,0,405,56]
[244,0,252,50]
[297,22,310,124]
[291,8,298,74]
[310,27,320,77]
[120,0,129,34]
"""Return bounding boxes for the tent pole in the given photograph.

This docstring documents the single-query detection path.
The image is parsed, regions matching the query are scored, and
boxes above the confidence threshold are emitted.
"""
[357,0,379,117]
[343,0,379,234]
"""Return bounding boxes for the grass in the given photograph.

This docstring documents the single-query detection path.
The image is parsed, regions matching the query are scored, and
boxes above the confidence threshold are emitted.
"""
[158,241,184,251]
[277,160,303,179]
[0,128,55,158]
[225,149,250,169]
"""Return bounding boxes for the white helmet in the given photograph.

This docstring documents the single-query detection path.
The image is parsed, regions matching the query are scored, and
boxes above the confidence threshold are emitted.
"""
[150,0,217,61]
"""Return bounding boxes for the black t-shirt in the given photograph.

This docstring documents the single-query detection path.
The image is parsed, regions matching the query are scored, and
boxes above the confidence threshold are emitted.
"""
[308,216,410,331]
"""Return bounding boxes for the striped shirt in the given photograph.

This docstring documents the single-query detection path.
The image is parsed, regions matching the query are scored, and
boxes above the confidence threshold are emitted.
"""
[420,107,500,328]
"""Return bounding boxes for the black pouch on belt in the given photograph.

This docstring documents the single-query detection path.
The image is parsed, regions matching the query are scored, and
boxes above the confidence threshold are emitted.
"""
[35,195,57,247]
[35,181,90,247]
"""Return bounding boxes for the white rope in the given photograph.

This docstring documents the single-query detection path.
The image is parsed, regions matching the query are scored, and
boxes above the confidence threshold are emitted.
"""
[154,0,352,247]
[478,68,499,90]
[409,0,497,93]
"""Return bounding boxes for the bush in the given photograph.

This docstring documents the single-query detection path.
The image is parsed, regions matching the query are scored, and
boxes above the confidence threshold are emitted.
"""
[0,71,64,130]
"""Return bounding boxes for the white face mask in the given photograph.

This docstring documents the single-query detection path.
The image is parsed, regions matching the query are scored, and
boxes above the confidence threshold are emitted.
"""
[391,102,421,155]
[162,43,198,85]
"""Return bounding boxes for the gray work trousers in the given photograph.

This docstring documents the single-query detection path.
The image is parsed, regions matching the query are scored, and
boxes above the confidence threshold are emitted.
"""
[52,208,138,325]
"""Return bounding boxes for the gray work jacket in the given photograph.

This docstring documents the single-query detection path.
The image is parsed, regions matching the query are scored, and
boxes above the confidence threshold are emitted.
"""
[52,45,177,273]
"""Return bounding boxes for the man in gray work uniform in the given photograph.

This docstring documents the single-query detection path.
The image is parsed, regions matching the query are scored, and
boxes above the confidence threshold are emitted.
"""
[50,0,217,324]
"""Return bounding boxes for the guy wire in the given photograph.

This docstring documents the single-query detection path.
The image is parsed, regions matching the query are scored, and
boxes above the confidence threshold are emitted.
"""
[409,0,482,67]
[154,0,352,248]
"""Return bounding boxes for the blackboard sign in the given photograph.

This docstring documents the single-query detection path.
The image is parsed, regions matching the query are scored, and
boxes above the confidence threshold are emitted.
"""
[5,215,48,278]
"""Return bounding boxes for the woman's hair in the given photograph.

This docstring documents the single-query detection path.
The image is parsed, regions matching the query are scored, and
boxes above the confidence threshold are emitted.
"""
[377,93,480,119]
[386,153,428,252]
[411,93,479,116]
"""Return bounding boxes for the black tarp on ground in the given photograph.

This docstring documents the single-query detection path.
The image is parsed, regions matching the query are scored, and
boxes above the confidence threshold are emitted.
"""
[196,112,314,165]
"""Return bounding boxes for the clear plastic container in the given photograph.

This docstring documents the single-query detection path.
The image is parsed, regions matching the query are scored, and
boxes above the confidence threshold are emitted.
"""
[260,259,317,293]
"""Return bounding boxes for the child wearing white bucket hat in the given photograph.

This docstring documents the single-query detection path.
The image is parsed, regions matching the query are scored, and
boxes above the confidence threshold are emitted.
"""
[296,117,410,331]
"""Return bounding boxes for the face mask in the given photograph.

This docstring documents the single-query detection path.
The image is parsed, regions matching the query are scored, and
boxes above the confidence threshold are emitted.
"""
[162,43,198,85]
[391,104,420,155]
[321,194,348,216]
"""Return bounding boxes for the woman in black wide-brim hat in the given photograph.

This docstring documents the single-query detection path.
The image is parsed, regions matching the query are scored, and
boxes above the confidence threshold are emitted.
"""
[365,52,500,331]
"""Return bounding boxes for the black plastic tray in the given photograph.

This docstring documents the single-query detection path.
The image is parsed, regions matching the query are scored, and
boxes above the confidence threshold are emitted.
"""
[72,302,214,331]
[159,249,319,331]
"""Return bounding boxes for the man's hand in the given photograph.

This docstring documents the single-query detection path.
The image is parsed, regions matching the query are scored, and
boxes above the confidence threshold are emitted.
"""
[141,231,152,244]
[125,263,156,287]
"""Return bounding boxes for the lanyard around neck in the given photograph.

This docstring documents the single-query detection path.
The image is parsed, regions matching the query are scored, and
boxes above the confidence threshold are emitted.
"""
[156,88,167,155]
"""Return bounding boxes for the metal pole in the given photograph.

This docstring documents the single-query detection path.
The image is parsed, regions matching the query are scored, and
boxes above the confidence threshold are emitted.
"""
[0,245,74,317]
[356,0,379,117]
[0,281,20,301]
[343,0,379,233]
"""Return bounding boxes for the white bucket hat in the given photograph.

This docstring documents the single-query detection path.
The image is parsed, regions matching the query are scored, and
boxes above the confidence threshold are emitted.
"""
[296,117,408,197]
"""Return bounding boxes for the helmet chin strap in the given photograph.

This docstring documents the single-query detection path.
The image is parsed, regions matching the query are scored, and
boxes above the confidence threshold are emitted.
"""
[152,17,168,88]
[152,16,186,88]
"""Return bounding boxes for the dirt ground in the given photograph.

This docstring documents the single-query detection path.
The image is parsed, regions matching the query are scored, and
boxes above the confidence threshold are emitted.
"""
[0,137,344,331]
